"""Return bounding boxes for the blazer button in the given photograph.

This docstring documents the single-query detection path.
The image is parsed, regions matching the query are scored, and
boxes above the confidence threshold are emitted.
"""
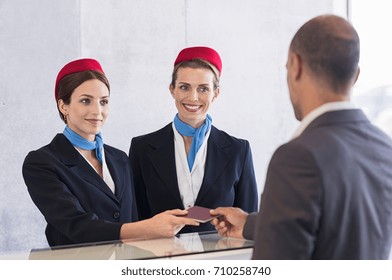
[113,212,120,220]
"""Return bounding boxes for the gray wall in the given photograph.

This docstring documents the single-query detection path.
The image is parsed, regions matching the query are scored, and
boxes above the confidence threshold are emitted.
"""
[0,0,334,253]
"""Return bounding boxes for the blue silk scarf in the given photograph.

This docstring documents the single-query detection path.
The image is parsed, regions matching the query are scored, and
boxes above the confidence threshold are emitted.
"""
[173,113,212,171]
[63,125,104,164]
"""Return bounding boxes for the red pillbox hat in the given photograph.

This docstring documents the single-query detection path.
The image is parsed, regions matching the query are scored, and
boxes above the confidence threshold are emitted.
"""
[174,46,222,75]
[55,58,104,100]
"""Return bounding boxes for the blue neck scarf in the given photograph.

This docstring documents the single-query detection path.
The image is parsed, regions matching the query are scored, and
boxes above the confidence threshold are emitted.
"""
[174,114,212,171]
[63,125,104,164]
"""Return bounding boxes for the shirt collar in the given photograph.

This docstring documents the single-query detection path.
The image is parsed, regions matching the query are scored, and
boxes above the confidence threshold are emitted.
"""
[292,101,357,139]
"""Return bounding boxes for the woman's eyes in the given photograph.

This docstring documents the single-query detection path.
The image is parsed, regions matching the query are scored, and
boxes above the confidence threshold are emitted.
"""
[178,85,210,92]
[199,86,209,93]
[80,98,109,105]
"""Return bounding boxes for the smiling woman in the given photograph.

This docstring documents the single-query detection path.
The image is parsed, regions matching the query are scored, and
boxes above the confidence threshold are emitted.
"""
[55,64,110,177]
[22,58,199,247]
[58,80,110,141]
[129,46,259,234]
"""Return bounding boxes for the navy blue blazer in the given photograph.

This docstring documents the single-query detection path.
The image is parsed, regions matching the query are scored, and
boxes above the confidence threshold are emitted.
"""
[22,134,138,247]
[129,123,258,233]
[245,109,392,259]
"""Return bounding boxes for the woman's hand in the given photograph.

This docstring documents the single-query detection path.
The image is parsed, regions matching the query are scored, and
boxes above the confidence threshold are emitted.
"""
[120,209,200,240]
[148,209,200,237]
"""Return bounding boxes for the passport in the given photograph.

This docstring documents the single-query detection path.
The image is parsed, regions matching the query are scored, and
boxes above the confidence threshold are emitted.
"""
[183,206,221,223]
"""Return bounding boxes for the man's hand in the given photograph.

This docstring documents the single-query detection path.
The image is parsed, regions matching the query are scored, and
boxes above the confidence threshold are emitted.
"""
[210,207,248,239]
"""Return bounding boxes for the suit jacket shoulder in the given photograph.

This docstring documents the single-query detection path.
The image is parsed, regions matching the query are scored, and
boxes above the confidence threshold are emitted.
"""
[210,125,249,146]
[131,123,173,149]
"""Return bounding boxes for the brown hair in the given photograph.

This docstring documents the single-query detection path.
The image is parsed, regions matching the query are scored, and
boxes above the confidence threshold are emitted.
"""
[56,70,110,123]
[170,58,220,89]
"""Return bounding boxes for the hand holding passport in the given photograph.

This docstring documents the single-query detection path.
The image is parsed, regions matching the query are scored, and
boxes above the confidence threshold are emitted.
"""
[181,206,221,223]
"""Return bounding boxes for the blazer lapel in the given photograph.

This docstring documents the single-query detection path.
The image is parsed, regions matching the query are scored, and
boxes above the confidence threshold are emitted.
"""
[196,126,231,203]
[52,134,119,203]
[104,146,127,202]
[147,124,183,207]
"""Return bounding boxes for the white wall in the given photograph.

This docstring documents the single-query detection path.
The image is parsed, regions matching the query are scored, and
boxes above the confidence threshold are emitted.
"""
[0,0,334,253]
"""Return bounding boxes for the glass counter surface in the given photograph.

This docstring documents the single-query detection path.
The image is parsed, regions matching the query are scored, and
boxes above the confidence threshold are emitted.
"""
[9,231,254,260]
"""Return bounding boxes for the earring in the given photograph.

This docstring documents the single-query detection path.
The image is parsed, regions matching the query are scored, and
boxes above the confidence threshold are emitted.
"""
[64,114,67,123]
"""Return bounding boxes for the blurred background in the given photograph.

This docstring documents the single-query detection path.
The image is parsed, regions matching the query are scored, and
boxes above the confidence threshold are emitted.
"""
[351,1,392,137]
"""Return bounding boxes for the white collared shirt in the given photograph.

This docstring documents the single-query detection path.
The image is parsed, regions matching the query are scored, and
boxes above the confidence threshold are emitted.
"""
[172,122,210,209]
[291,101,357,139]
[74,146,116,194]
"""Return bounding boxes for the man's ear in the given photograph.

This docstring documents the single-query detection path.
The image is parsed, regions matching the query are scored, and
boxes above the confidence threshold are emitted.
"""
[352,66,360,85]
[291,52,303,81]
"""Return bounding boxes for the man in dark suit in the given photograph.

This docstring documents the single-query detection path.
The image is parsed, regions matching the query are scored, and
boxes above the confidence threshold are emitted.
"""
[211,14,392,259]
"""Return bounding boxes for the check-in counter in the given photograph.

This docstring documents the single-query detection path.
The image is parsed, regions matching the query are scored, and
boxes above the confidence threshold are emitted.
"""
[1,231,253,260]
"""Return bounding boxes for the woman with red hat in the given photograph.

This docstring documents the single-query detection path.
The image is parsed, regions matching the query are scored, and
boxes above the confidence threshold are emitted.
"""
[22,58,198,247]
[129,46,258,233]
